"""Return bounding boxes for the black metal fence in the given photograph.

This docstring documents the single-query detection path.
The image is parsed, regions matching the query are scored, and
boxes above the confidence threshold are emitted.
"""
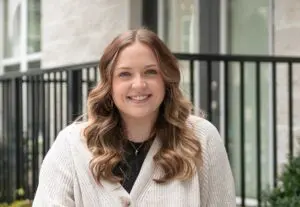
[0,53,299,206]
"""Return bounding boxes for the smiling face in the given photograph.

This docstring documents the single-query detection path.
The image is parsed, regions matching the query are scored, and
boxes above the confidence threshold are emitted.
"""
[112,41,165,121]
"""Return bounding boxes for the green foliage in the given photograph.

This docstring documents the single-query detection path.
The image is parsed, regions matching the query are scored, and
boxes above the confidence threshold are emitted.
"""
[0,200,31,207]
[263,155,300,207]
[0,188,31,207]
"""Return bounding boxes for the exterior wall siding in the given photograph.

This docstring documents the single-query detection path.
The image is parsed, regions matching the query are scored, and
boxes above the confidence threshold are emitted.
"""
[275,0,300,171]
[41,0,134,68]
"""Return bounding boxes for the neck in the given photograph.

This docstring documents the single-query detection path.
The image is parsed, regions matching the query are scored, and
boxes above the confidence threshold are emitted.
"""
[121,114,158,143]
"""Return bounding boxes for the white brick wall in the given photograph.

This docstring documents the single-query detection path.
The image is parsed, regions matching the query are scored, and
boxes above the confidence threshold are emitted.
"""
[41,0,142,68]
[275,0,300,170]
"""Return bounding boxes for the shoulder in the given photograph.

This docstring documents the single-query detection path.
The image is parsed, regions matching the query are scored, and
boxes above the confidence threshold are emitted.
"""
[187,115,225,160]
[187,115,221,143]
[56,121,88,144]
[40,121,90,169]
[44,121,88,160]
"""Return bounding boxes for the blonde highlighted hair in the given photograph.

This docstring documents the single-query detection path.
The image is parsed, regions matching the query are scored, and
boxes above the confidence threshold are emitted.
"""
[84,28,202,184]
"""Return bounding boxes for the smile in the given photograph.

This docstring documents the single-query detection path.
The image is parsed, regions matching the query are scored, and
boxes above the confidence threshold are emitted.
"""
[127,95,152,102]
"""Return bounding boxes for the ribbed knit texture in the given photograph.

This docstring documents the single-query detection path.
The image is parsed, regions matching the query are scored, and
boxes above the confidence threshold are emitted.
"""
[32,115,236,207]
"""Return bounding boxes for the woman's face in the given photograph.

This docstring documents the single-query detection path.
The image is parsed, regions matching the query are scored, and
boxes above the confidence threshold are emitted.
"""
[112,42,165,121]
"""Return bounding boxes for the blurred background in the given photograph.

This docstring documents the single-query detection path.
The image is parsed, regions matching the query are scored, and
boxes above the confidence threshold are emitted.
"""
[0,0,300,206]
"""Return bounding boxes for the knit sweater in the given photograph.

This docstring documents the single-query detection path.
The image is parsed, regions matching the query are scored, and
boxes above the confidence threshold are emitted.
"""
[32,115,236,207]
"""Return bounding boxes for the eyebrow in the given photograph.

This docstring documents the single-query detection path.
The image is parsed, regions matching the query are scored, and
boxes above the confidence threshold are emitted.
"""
[144,64,158,68]
[116,64,158,71]
[116,66,132,70]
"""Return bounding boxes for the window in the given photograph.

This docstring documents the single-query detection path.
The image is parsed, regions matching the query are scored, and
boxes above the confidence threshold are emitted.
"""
[0,0,41,73]
[226,0,272,204]
[180,16,192,52]
[157,0,200,106]
[3,0,21,59]
[27,0,41,54]
[158,0,199,53]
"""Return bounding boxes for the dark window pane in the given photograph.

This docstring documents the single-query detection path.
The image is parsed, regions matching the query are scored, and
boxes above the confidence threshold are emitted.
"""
[27,0,41,54]
[4,64,20,73]
[28,61,41,70]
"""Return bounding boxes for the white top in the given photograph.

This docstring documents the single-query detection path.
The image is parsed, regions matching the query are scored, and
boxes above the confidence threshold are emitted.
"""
[32,115,236,207]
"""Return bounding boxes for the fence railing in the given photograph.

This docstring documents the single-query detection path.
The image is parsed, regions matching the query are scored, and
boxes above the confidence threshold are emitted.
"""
[0,53,299,206]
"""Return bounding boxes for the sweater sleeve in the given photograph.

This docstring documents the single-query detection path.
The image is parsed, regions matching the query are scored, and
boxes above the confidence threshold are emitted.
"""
[32,129,75,207]
[203,123,236,207]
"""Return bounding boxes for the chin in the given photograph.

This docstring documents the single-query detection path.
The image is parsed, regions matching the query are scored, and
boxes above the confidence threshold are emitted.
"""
[128,112,154,119]
[122,108,159,120]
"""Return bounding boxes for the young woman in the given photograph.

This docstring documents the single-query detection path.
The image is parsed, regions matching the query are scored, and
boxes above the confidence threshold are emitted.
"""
[33,28,236,207]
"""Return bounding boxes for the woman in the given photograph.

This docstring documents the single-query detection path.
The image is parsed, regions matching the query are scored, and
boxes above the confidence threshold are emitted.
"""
[33,28,236,207]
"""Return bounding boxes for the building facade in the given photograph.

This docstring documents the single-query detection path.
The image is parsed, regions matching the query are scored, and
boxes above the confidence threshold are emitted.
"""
[1,0,300,205]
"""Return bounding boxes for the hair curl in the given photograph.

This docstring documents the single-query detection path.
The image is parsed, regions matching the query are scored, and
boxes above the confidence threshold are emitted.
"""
[83,28,202,184]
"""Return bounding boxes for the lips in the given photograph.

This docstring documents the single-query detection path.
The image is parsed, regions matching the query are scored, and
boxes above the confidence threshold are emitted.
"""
[127,94,152,102]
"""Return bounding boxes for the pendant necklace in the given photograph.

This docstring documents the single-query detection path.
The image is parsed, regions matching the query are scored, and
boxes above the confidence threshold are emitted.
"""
[128,141,145,156]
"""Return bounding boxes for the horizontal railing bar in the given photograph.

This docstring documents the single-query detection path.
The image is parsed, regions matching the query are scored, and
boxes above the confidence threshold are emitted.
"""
[0,62,99,80]
[174,53,300,63]
[2,53,300,80]
[20,80,96,84]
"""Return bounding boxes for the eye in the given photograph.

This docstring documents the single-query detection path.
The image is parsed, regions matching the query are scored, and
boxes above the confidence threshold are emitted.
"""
[145,69,158,75]
[118,71,131,78]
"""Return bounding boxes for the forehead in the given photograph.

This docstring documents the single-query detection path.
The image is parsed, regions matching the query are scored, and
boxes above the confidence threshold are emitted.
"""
[115,42,158,68]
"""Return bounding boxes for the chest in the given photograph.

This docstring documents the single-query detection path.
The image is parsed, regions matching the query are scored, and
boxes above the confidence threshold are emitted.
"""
[135,176,201,207]
[73,163,201,207]
[72,137,201,206]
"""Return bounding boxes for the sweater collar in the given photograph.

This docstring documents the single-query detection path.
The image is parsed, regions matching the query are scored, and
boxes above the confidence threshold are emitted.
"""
[129,136,161,199]
[100,136,162,200]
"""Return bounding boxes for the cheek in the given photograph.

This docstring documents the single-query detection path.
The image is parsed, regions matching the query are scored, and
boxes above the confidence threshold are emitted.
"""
[152,79,165,99]
[112,81,125,101]
[158,77,166,92]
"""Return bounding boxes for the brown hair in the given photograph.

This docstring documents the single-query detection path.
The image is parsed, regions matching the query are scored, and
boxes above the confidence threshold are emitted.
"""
[84,28,202,184]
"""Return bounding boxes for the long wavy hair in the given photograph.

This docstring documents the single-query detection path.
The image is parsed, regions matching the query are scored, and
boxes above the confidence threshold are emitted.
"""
[83,28,202,184]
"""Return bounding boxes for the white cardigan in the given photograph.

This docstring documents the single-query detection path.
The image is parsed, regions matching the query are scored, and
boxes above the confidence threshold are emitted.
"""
[32,115,236,207]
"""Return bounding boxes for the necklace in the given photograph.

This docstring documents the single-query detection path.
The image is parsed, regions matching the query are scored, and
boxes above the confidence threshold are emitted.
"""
[128,141,145,156]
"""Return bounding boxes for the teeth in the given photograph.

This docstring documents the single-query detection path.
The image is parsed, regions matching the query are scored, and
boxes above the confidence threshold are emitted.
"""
[130,95,148,101]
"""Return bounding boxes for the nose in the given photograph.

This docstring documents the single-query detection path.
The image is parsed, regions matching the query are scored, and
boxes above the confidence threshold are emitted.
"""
[131,75,147,88]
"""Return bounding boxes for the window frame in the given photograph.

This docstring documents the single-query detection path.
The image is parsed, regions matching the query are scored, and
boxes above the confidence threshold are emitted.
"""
[0,0,41,74]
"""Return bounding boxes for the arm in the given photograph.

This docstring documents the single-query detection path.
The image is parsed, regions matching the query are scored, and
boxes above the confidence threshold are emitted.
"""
[32,130,75,207]
[203,124,236,207]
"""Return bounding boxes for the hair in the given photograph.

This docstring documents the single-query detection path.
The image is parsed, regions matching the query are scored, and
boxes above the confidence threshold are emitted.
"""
[83,28,202,184]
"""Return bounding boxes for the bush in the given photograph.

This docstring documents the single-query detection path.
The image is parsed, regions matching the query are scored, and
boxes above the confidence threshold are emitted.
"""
[0,188,31,207]
[263,155,300,207]
[0,200,31,207]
